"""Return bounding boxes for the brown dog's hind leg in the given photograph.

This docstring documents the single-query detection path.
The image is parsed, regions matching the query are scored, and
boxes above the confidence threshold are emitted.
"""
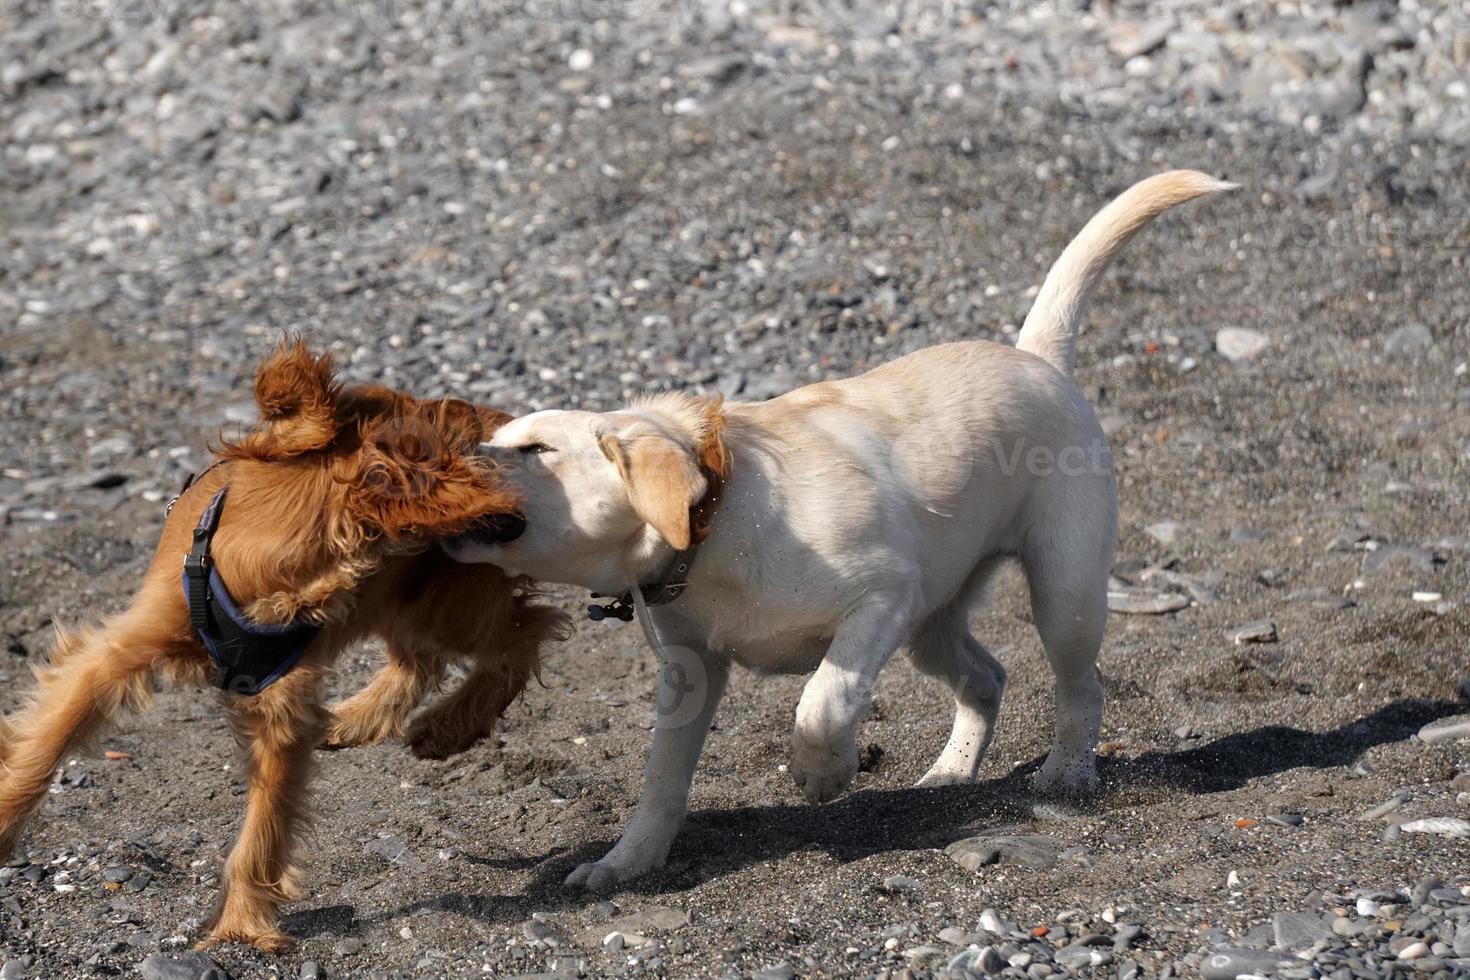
[202,667,328,953]
[320,643,445,750]
[0,618,167,860]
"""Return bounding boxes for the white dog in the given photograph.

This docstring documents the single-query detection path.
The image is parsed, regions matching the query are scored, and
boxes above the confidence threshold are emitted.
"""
[445,171,1233,891]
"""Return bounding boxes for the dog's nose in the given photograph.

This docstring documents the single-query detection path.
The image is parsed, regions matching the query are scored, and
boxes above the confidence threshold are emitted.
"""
[466,512,526,544]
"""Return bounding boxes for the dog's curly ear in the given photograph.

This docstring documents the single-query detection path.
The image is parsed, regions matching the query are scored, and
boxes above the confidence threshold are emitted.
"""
[598,428,706,551]
[220,337,341,461]
[345,407,518,541]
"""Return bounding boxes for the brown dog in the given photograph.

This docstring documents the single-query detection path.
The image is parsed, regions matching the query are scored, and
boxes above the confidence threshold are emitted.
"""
[0,339,566,951]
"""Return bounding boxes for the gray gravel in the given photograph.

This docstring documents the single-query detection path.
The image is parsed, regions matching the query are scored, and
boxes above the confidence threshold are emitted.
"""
[3,0,1470,977]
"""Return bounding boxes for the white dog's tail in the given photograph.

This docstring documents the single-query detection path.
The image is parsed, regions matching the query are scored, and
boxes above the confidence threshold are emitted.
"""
[1016,170,1237,377]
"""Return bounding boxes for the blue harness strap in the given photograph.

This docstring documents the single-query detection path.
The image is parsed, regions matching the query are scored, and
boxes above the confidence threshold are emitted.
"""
[180,486,321,696]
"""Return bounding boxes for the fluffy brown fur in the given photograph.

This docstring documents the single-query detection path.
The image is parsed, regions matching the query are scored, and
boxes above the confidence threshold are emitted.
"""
[0,339,567,952]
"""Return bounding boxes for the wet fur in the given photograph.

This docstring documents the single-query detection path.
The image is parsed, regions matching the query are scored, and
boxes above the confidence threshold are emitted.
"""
[0,339,567,952]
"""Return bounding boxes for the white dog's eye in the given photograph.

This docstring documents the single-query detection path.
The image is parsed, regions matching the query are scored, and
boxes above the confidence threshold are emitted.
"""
[518,443,553,455]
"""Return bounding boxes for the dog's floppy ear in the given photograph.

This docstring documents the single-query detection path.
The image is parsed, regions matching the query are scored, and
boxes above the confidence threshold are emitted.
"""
[598,428,706,550]
[220,336,341,461]
[345,406,518,541]
[474,404,515,439]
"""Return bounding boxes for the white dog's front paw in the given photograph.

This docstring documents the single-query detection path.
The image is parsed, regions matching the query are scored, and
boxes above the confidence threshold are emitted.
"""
[1031,752,1098,796]
[915,764,975,789]
[564,836,668,892]
[564,858,636,893]
[789,731,858,804]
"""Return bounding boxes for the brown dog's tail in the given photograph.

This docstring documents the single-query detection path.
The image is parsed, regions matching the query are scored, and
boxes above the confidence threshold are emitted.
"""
[1016,170,1237,377]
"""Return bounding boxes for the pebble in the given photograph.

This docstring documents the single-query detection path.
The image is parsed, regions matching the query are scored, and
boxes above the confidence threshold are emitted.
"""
[945,834,1059,871]
[1273,910,1334,952]
[1400,818,1470,838]
[1145,520,1184,546]
[1384,324,1434,356]
[1265,813,1305,828]
[753,965,795,980]
[1398,941,1430,960]
[1228,620,1278,644]
[0,962,23,980]
[1201,948,1294,979]
[137,953,227,980]
[1216,327,1268,363]
[1054,945,1113,969]
[1108,590,1190,615]
[1417,715,1470,745]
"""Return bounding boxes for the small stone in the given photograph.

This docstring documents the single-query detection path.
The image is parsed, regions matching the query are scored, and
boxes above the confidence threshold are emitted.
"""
[1384,324,1434,356]
[336,938,362,956]
[1228,620,1278,644]
[1201,948,1293,980]
[1108,591,1190,615]
[0,961,25,980]
[1357,897,1382,916]
[1108,18,1174,60]
[1399,941,1430,960]
[1229,527,1266,543]
[1361,797,1403,821]
[945,834,1060,870]
[1412,877,1444,906]
[976,946,1005,973]
[978,909,1009,935]
[1145,521,1184,546]
[1265,813,1305,828]
[1400,818,1470,838]
[881,874,921,894]
[523,919,568,947]
[364,835,420,866]
[1216,327,1267,363]
[576,907,689,946]
[138,953,227,980]
[753,965,795,980]
[1055,946,1113,969]
[567,49,594,71]
[299,963,320,980]
[1418,715,1470,745]
[1273,911,1333,952]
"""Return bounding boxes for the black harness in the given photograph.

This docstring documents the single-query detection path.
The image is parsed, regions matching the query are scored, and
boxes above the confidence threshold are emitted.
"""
[180,486,321,696]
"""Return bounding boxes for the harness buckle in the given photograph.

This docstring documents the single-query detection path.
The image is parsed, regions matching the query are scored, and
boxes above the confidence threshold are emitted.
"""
[184,552,211,579]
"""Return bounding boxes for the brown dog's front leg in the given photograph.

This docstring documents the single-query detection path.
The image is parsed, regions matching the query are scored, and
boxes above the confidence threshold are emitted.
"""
[203,668,328,954]
[0,618,167,859]
[321,643,445,751]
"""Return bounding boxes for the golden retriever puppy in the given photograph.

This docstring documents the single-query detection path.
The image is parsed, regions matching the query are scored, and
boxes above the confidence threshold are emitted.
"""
[444,171,1234,890]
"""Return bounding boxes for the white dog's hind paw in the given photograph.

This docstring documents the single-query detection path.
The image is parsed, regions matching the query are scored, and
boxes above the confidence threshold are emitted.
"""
[789,733,859,804]
[1031,753,1098,796]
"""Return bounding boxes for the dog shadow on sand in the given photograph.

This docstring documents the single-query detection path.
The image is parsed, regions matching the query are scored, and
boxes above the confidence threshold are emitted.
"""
[285,696,1462,938]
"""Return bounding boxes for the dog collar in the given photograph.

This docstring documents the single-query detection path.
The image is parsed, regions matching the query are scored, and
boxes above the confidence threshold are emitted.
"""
[587,548,696,623]
[586,459,726,624]
[180,485,321,695]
